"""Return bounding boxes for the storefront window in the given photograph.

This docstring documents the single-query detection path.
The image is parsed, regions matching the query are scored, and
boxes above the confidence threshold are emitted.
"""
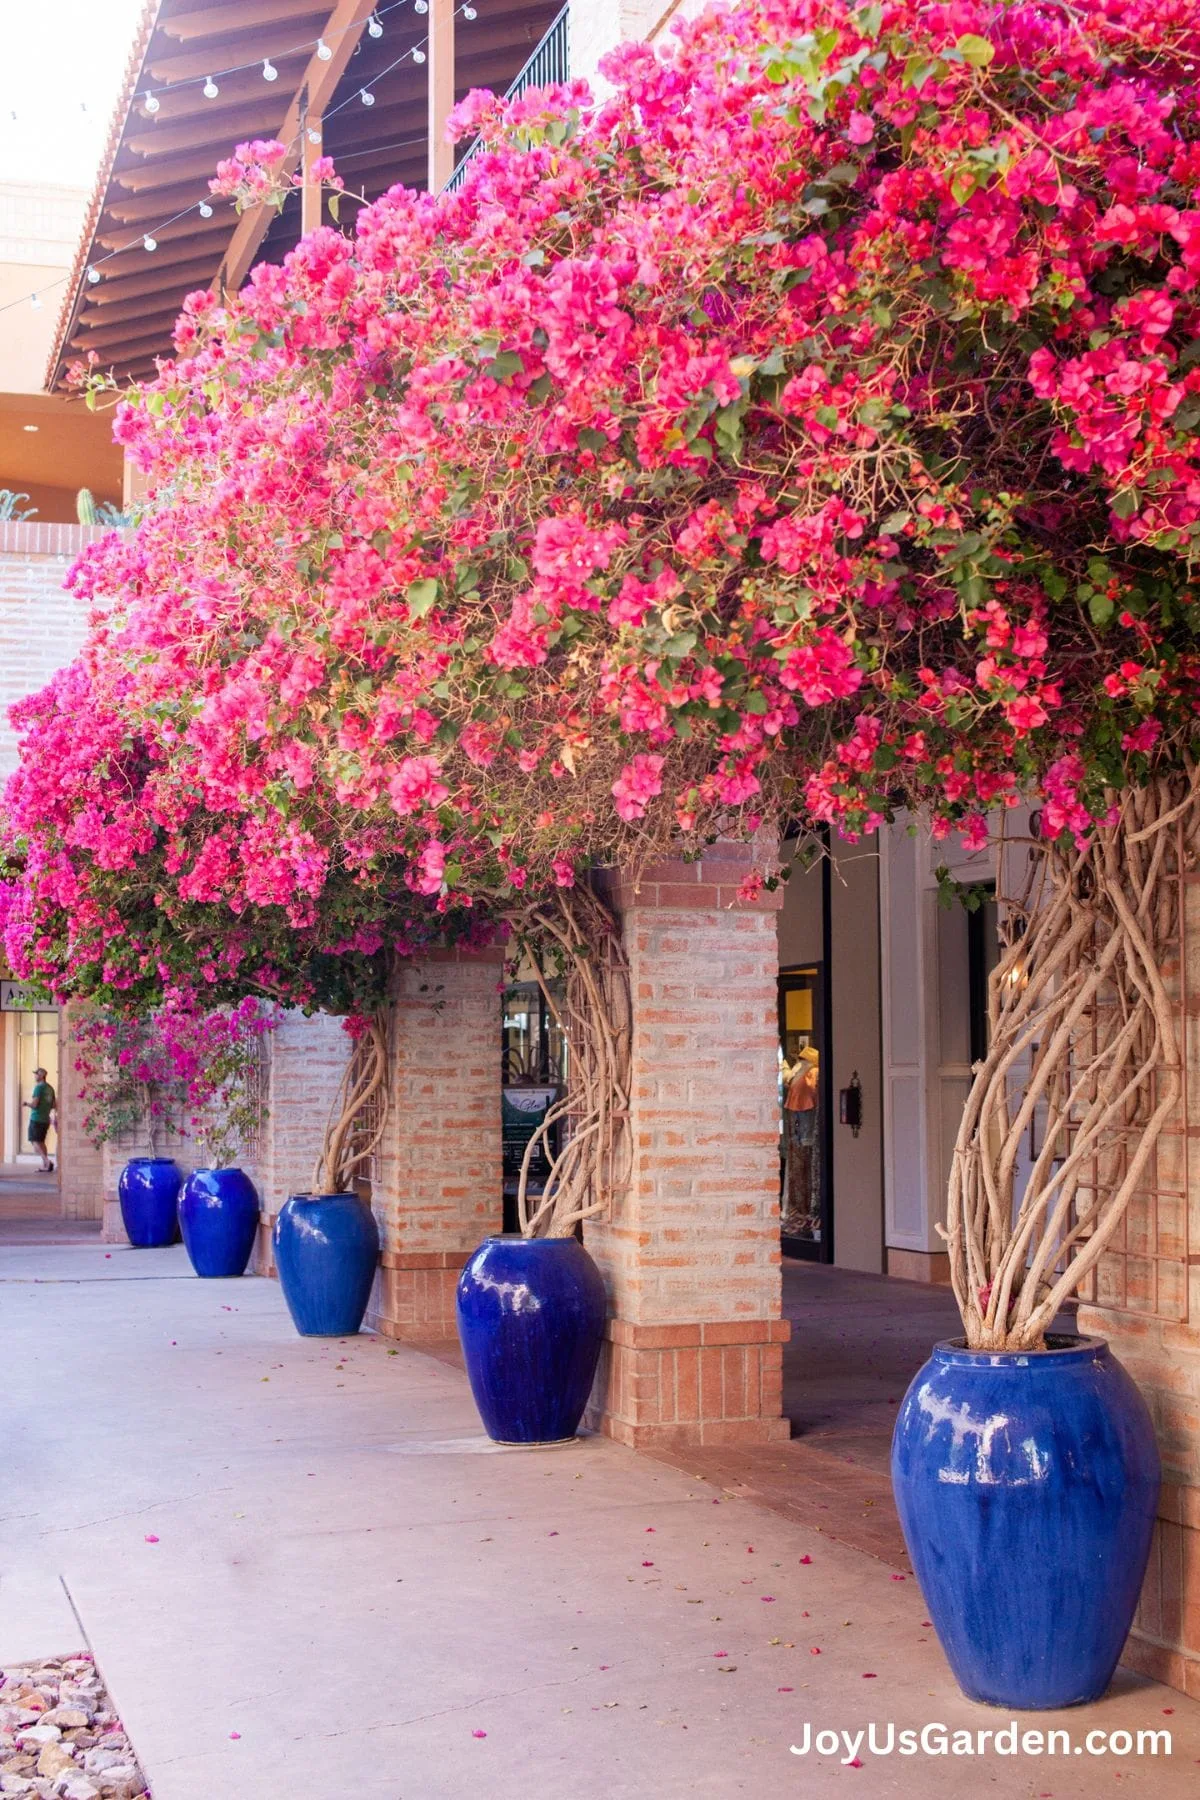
[14,1009,59,1163]
[779,966,826,1252]
[502,980,566,1230]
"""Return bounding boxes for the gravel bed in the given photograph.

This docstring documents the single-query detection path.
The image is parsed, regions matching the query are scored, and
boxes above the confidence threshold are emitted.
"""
[0,1656,148,1799]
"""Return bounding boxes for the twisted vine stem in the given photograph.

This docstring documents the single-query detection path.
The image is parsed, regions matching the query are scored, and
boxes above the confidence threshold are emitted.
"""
[943,775,1198,1349]
[508,886,633,1238]
[313,1010,391,1195]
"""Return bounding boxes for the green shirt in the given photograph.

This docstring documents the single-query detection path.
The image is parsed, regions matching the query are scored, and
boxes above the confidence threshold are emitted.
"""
[30,1081,55,1124]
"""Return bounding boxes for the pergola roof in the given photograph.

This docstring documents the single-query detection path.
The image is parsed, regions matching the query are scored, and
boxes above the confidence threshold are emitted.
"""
[47,0,561,391]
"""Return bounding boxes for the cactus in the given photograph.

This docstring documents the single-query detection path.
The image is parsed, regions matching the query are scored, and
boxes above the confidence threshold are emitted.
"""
[76,488,98,525]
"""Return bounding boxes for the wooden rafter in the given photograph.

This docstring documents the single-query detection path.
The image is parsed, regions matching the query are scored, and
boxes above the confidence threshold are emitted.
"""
[428,0,456,192]
[218,0,376,292]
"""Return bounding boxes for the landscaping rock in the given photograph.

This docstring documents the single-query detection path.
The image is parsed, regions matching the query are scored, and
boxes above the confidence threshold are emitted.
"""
[34,1749,74,1783]
[0,1669,144,1800]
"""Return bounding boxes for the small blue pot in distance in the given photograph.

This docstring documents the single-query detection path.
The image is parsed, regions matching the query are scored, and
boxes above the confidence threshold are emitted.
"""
[117,1157,183,1248]
[179,1166,260,1278]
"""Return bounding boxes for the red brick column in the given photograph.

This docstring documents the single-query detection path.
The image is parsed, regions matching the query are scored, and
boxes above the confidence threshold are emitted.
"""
[368,947,504,1340]
[585,846,790,1448]
[251,1010,351,1274]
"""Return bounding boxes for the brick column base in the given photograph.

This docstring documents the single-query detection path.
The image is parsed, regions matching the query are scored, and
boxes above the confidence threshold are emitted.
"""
[369,1249,475,1342]
[589,1318,792,1450]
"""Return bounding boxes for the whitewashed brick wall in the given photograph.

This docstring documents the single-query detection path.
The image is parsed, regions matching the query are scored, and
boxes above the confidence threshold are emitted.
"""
[0,522,104,781]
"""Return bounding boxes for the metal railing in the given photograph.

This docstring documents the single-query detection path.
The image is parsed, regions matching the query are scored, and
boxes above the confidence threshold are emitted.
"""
[444,6,570,192]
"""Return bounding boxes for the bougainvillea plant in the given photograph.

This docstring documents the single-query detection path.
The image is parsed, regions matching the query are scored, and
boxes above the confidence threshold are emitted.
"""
[71,997,276,1164]
[5,0,1200,1291]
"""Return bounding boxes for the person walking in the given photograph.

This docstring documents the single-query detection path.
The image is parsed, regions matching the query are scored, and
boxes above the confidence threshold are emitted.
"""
[23,1066,56,1173]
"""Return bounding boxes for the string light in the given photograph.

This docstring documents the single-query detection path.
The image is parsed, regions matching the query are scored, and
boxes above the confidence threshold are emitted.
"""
[203,76,219,99]
[30,293,41,311]
[262,58,279,81]
[411,47,426,63]
[368,12,384,34]
[415,1,428,12]
[361,87,376,105]
[462,5,476,16]
[87,267,100,284]
[307,126,322,143]
[316,38,332,60]
[143,235,158,252]
[199,201,213,218]
[143,92,160,115]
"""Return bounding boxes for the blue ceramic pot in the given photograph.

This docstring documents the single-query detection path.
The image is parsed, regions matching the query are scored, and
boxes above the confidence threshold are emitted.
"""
[892,1334,1159,1709]
[179,1167,260,1278]
[456,1235,608,1444]
[273,1193,379,1336]
[118,1157,183,1248]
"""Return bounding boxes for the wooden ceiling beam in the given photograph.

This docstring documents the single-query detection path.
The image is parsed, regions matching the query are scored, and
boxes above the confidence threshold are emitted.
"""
[96,225,233,279]
[126,99,293,159]
[114,148,250,192]
[219,0,377,292]
[86,256,223,307]
[95,208,233,254]
[103,183,218,224]
[72,289,205,330]
[161,0,327,42]
[71,310,184,352]
[145,36,320,91]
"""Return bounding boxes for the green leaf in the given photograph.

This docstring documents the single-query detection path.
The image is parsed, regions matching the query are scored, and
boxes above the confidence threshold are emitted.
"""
[484,350,524,383]
[1088,591,1115,627]
[406,578,439,618]
[1110,489,1139,520]
[955,33,995,66]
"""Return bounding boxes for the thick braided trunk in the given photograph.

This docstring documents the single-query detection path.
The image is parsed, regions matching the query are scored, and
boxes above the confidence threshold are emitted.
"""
[313,1011,391,1195]
[509,886,633,1238]
[942,777,1197,1350]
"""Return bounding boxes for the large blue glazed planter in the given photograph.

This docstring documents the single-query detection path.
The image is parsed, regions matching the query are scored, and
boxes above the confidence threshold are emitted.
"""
[456,1235,608,1445]
[118,1157,183,1248]
[892,1334,1159,1710]
[179,1167,260,1278]
[273,1193,380,1337]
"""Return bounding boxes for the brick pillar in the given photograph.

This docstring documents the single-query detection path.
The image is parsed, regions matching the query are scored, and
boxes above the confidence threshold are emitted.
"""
[252,1010,350,1275]
[1076,862,1200,1699]
[368,946,504,1341]
[585,846,790,1449]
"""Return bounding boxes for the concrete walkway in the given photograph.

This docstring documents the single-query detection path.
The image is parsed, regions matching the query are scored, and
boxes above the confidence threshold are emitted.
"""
[2,1243,1198,1799]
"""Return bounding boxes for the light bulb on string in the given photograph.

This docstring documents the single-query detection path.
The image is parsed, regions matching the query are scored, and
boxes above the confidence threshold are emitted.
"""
[144,235,157,252]
[199,201,213,218]
[30,293,41,311]
[143,91,160,114]
[368,12,383,35]
[307,127,322,143]
[414,1,428,12]
[411,47,426,63]
[462,5,476,16]
[361,87,376,105]
[203,76,219,98]
[316,38,332,60]
[87,266,100,284]
[262,59,278,81]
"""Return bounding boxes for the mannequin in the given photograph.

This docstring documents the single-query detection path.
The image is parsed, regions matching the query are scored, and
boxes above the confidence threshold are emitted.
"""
[781,1044,820,1238]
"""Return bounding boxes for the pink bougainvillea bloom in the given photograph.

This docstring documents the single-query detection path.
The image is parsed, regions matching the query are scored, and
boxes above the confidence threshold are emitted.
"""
[144,1534,159,1544]
[472,1729,487,1739]
[846,111,874,144]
